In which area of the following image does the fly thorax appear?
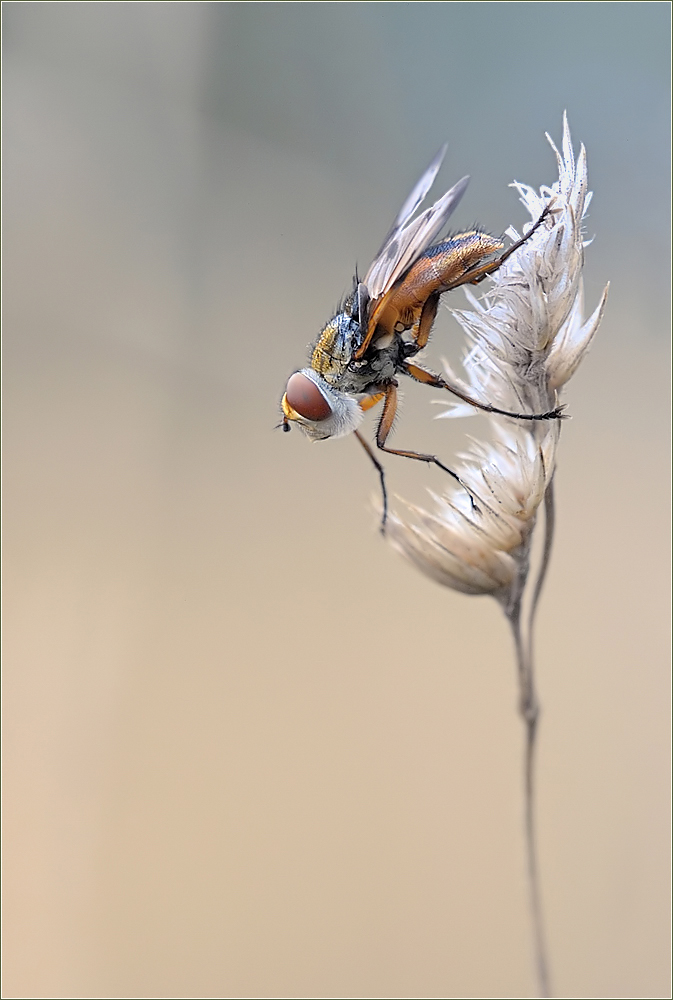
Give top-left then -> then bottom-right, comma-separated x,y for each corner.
311,312 -> 361,385
367,341 -> 399,382
339,340 -> 399,393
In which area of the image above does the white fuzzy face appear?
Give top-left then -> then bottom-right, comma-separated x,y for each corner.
281,369 -> 364,441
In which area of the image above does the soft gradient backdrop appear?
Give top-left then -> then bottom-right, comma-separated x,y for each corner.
4,4 -> 670,998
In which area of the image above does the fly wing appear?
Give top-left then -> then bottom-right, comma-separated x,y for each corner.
363,147 -> 447,301
364,150 -> 469,302
379,144 -> 448,251
355,159 -> 470,359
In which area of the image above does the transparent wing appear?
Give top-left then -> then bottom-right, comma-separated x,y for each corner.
364,149 -> 469,302
383,144 -> 448,246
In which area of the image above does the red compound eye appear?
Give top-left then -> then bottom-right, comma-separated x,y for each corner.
286,373 -> 332,421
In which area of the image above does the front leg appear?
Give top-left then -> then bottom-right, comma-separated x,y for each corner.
353,429 -> 389,534
402,361 -> 565,421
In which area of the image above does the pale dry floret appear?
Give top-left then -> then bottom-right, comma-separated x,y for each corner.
387,114 -> 609,601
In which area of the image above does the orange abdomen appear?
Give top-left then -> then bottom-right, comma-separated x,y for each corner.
376,230 -> 503,334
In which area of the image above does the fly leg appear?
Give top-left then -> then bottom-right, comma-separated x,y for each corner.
444,203 -> 553,291
402,361 -> 565,421
415,292 -> 440,350
375,384 -> 481,513
354,430 -> 389,533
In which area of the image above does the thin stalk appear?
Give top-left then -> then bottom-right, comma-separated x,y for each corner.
507,492 -> 553,1000
526,477 -> 556,675
521,478 -> 556,998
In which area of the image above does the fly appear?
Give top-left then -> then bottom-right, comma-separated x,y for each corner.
280,145 -> 560,531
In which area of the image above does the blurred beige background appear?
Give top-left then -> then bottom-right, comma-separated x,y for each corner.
3,3 -> 670,998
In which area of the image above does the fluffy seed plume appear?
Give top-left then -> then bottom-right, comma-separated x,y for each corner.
386,114 -> 608,609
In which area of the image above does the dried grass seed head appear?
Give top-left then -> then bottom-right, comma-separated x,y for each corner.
387,114 -> 609,600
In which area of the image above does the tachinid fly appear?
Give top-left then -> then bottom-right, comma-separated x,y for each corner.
280,146 -> 560,530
